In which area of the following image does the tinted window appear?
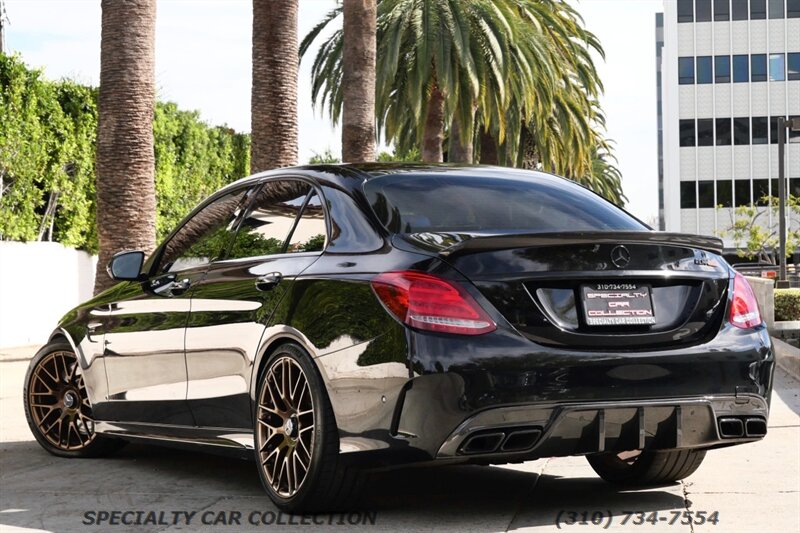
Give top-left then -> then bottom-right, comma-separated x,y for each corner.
679,0 -> 695,21
752,117 -> 769,144
789,0 -> 800,16
734,117 -> 751,144
769,0 -> 785,17
715,0 -> 731,19
159,188 -> 249,273
732,0 -> 749,19
697,56 -> 713,84
770,117 -> 781,144
733,54 -> 749,82
789,53 -> 800,80
769,53 -> 785,81
751,0 -> 767,18
753,179 -> 769,205
792,116 -> 800,143
363,174 -> 647,234
680,119 -> 696,147
681,182 -> 697,208
715,55 -> 731,82
697,0 -> 713,20
716,117 -> 732,145
717,180 -> 733,207
698,181 -> 715,208
792,178 -> 800,197
698,119 -> 715,146
735,180 -> 751,206
679,57 -> 695,84
228,180 -> 311,260
751,54 -> 767,81
286,192 -> 326,253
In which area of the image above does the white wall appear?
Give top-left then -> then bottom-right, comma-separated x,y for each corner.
0,242 -> 96,348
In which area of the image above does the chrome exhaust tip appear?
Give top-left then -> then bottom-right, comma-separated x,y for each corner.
460,432 -> 505,455
744,417 -> 767,437
718,417 -> 744,438
500,429 -> 541,452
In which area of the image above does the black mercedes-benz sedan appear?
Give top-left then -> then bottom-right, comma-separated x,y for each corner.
24,164 -> 774,512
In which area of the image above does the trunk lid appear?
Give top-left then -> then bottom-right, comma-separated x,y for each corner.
397,231 -> 730,350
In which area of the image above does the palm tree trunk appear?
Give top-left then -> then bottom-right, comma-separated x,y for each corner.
479,129 -> 498,165
448,108 -> 475,163
421,83 -> 445,163
342,0 -> 376,163
251,0 -> 298,172
94,0 -> 157,294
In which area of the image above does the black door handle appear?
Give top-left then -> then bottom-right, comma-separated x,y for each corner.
255,272 -> 283,292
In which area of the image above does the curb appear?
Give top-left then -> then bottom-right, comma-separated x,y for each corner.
772,337 -> 800,381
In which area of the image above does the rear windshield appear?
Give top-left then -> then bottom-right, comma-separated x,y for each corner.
363,173 -> 646,234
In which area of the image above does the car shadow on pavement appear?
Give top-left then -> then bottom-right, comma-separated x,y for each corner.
1,439 -> 687,531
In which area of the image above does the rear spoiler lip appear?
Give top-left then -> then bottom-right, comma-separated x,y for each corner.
400,231 -> 724,256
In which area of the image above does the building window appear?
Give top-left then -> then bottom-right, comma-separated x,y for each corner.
751,0 -> 768,18
732,0 -> 749,19
680,119 -> 696,146
679,0 -> 695,21
698,181 -> 715,208
791,178 -> 800,197
788,53 -> 800,80
733,54 -> 749,82
770,117 -> 781,144
716,118 -> 732,145
735,180 -> 751,206
789,0 -> 800,17
697,0 -> 713,20
679,57 -> 695,84
715,56 -> 731,82
752,117 -> 769,144
717,180 -> 733,207
697,119 -> 715,146
681,182 -> 697,208
734,117 -> 751,144
769,0 -> 785,17
769,53 -> 785,81
753,179 -> 769,205
697,56 -> 713,84
791,116 -> 800,143
751,54 -> 768,82
714,0 -> 731,19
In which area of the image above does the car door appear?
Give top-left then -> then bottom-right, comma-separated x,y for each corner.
184,179 -> 327,429
99,187 -> 251,425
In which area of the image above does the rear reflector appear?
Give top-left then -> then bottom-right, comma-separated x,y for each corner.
371,271 -> 496,335
729,273 -> 762,329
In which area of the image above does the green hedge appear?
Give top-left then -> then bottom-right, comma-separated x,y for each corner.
0,53 -> 250,253
774,289 -> 800,322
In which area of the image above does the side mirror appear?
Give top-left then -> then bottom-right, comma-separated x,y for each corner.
107,250 -> 145,281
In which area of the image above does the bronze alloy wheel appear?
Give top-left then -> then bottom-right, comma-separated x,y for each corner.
256,355 -> 315,498
28,350 -> 96,451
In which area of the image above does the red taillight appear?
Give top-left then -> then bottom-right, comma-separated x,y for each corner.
729,273 -> 762,329
371,271 -> 496,335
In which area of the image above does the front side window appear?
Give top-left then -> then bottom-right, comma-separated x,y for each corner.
715,55 -> 731,82
769,53 -> 785,81
679,57 -> 695,84
228,180 -> 314,260
733,54 -> 749,82
751,54 -> 768,82
158,188 -> 249,273
697,56 -> 713,84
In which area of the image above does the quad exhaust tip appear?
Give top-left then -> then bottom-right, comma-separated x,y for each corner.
459,427 -> 542,455
718,416 -> 767,438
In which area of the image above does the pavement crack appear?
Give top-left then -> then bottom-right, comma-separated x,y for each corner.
505,458 -> 550,532
681,480 -> 695,533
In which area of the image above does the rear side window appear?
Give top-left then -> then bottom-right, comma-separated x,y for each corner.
286,192 -> 326,253
363,173 -> 646,235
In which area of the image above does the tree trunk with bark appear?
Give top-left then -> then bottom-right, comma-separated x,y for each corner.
448,109 -> 475,163
94,0 -> 157,294
479,129 -> 498,165
421,84 -> 445,163
251,0 -> 298,172
341,0 -> 376,163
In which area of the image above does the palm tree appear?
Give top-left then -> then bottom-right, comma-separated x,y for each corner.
94,0 -> 157,294
342,0 -> 376,163
251,0 -> 298,172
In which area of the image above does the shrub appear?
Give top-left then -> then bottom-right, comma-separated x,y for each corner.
774,289 -> 800,322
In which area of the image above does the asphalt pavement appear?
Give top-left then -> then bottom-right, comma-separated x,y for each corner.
1,347 -> 798,532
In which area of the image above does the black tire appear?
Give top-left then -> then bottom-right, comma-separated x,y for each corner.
23,341 -> 125,458
254,342 -> 366,513
587,448 -> 706,485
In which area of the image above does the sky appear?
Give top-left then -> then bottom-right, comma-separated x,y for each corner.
2,0 -> 663,224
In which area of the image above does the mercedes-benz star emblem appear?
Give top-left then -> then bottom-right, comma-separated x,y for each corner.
610,245 -> 631,269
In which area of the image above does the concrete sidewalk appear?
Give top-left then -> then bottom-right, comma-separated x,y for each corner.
0,345 -> 40,363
